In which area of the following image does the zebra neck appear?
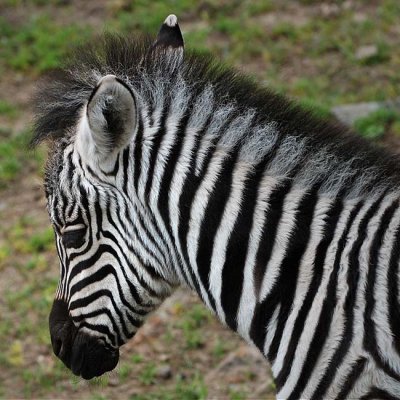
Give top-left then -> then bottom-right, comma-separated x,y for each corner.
131,91 -> 400,384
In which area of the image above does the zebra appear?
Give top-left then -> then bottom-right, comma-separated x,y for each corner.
32,14 -> 400,399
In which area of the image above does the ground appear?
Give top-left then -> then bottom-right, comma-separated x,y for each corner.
1,1 -> 400,399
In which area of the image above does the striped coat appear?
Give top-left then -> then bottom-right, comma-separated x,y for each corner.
34,15 -> 400,399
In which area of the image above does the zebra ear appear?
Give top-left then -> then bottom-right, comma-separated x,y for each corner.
151,14 -> 184,56
85,75 -> 136,157
145,14 -> 184,71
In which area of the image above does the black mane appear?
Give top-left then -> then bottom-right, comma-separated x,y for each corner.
32,33 -> 400,189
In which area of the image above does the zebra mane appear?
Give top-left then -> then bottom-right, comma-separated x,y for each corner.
33,33 -> 400,196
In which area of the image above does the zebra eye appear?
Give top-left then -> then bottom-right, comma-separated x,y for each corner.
62,226 -> 87,249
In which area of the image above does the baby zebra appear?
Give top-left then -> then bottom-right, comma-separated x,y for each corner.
33,15 -> 400,399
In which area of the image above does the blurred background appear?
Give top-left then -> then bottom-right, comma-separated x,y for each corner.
1,1 -> 400,399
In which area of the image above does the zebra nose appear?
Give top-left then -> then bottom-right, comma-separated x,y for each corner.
48,299 -> 120,379
49,299 -> 77,369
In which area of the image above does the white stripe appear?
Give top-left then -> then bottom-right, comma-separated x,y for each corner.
259,186 -> 307,302
209,160 -> 251,322
187,148 -> 230,309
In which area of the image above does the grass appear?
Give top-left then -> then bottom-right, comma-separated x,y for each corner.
130,374 -> 207,400
178,304 -> 212,349
0,100 -> 19,119
353,108 -> 400,139
138,363 -> 157,385
0,128 -> 44,189
0,15 -> 91,74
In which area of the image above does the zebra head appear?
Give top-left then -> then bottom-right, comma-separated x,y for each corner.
43,16 -> 184,379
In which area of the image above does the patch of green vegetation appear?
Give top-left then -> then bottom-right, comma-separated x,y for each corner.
5,216 -> 54,255
353,108 -> 400,139
22,366 -> 62,396
90,395 -> 109,400
131,354 -> 144,364
0,130 -> 25,187
3,0 -> 66,5
246,0 -> 275,16
88,375 -> 109,387
297,98 -> 333,120
174,374 -> 208,400
179,304 -> 211,349
212,339 -> 228,359
229,389 -> 247,400
0,128 -> 44,188
0,15 -> 91,73
130,373 -> 207,400
114,0 -> 195,33
0,100 -> 19,119
118,362 -> 133,382
138,362 -> 157,385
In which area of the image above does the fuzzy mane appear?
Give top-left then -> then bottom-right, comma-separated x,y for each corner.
33,33 -> 400,193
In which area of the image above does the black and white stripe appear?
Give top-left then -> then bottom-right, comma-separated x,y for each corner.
34,15 -> 400,398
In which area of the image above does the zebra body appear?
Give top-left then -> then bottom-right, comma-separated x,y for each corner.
34,15 -> 400,398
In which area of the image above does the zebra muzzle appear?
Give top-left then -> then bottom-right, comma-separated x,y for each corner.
49,299 -> 119,379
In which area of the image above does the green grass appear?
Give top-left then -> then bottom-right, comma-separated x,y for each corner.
138,362 -> 157,385
0,100 -> 19,119
130,374 -> 207,400
353,108 -> 400,139
0,128 -> 44,188
178,304 -> 212,349
0,129 -> 25,187
0,15 -> 91,74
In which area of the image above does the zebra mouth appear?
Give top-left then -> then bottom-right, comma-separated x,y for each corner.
49,299 -> 119,379
67,332 -> 120,379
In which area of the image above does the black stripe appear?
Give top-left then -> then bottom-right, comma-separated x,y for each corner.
78,321 -> 118,347
71,307 -> 124,343
288,198 -> 366,399
69,265 -> 134,338
143,101 -> 170,198
133,202 -> 172,271
157,109 -> 192,234
220,165 -> 264,331
335,357 -> 367,400
196,150 -> 239,312
360,387 -> 399,400
133,115 -> 144,191
93,188 -> 102,240
249,180 -> 292,351
122,147 -> 130,194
